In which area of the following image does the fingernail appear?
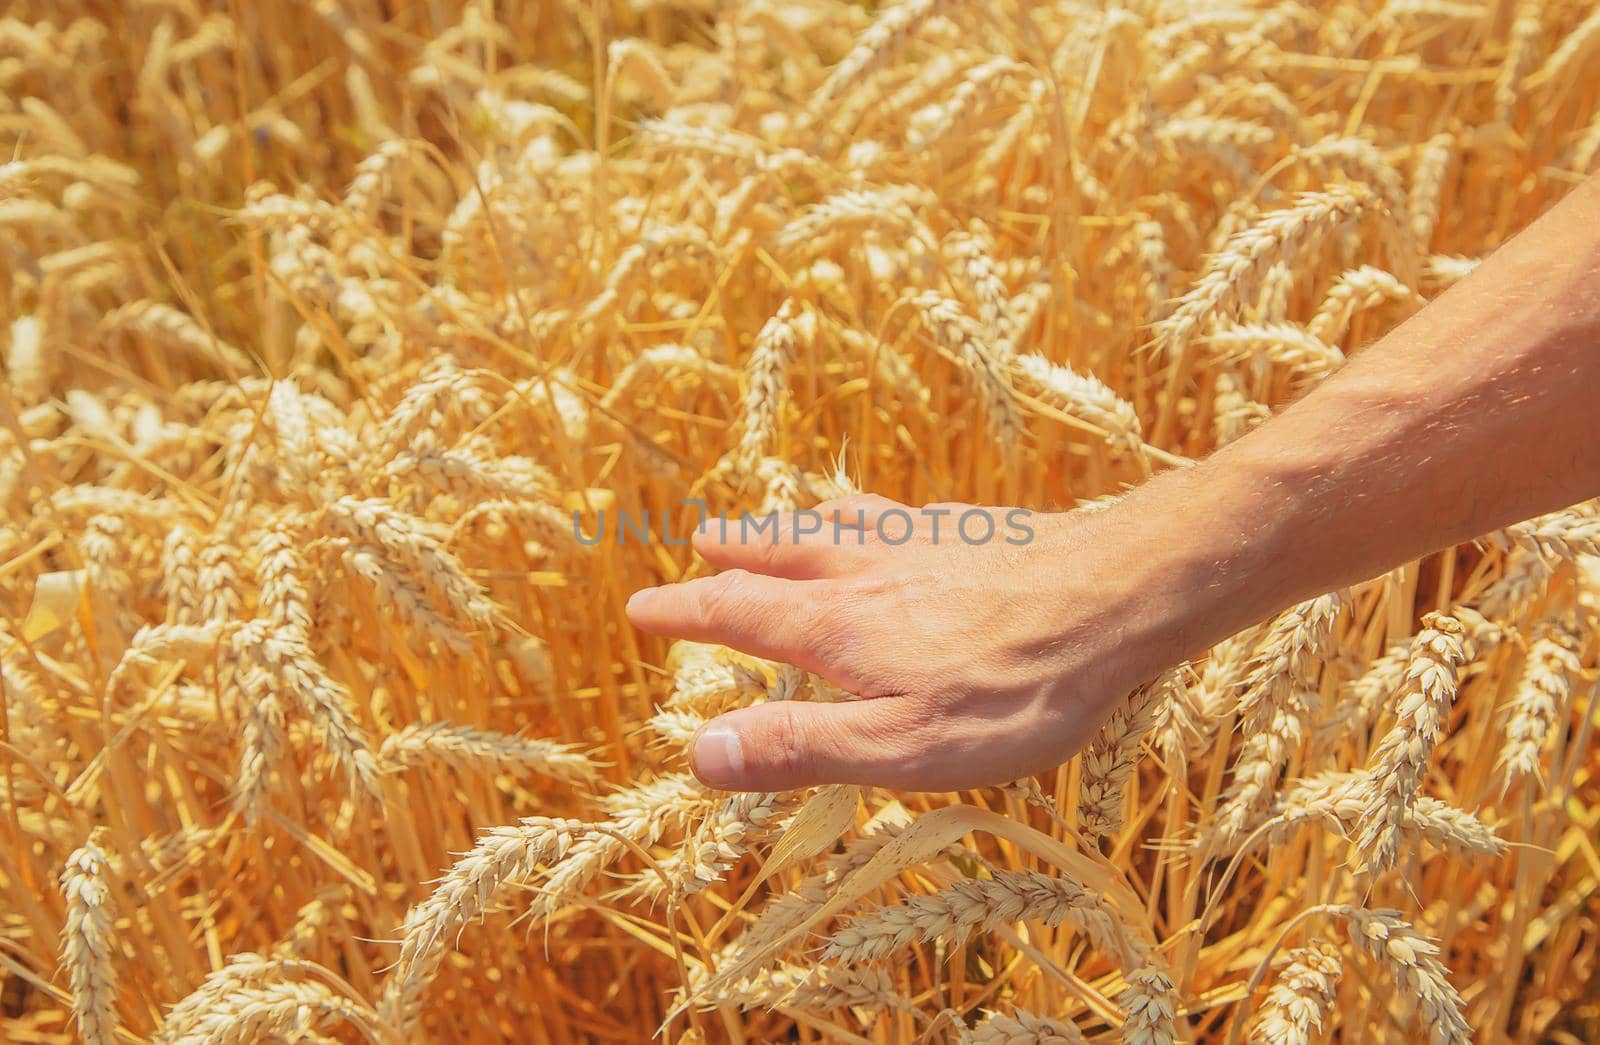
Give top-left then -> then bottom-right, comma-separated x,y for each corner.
692,723 -> 744,786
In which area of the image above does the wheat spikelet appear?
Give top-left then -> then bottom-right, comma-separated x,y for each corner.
198,536 -> 242,624
601,344 -> 740,411
732,299 -> 808,483
234,677 -> 285,823
1079,673 -> 1176,844
376,357 -> 494,456
636,117 -> 765,165
59,830 -> 117,1045
386,441 -> 558,505
1327,905 -> 1470,1043
159,524 -> 200,625
908,290 -> 1019,443
805,0 -> 946,127
1409,133 -> 1455,249
907,56 -> 1028,150
1152,186 -> 1374,361
325,496 -> 495,627
734,816 -> 912,959
1495,6 -> 1543,125
1205,323 -> 1345,381
343,139 -> 413,219
1205,594 -> 1343,850
154,953 -> 365,1042
340,543 -> 473,655
1308,265 -> 1424,343
1491,503 -> 1600,561
1250,943 -> 1342,1045
777,186 -> 930,257
382,817 -> 587,1032
1012,352 -> 1143,454
155,953 -> 285,1041
1236,594 -> 1343,732
80,513 -> 130,609
274,888 -> 344,959
521,775 -> 710,919
379,721 -> 597,784
756,457 -> 805,514
1131,218 -> 1173,322
666,650 -> 769,715
1262,771 -> 1503,862
1211,370 -> 1270,446
102,300 -> 254,375
171,977 -> 382,1044
6,313 -> 48,404
1525,6 -> 1600,91
882,51 -> 972,129
232,620 -> 381,800
647,707 -> 707,747
1498,620 -> 1582,789
1120,954 -> 1178,1045
673,790 -> 804,896
1316,638 -> 1410,748
264,379 -> 320,492
105,621 -> 225,699
947,221 -> 1012,341
700,961 -> 906,1013
254,524 -> 311,633
1353,613 -> 1469,874
971,1009 -> 1089,1044
1473,546 -> 1559,621
824,866 -> 1133,965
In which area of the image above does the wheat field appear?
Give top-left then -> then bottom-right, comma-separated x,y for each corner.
2,1 -> 1599,1041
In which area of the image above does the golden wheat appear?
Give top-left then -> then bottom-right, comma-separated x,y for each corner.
1,1 -> 1598,1041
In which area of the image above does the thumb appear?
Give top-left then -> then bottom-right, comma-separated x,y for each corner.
689,697 -> 915,791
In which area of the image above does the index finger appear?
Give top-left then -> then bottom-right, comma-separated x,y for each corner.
625,569 -> 833,674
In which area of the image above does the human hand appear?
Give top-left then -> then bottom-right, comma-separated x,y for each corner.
625,493 -> 1196,792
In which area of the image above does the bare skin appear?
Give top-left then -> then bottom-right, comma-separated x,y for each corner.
626,173 -> 1600,794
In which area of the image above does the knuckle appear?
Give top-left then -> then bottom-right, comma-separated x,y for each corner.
766,703 -> 814,779
747,533 -> 787,570
690,570 -> 743,626
805,584 -> 865,646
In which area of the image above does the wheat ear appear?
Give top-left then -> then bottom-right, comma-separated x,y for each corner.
1498,620 -> 1582,789
1353,612 -> 1469,874
60,830 -> 117,1045
1249,943 -> 1341,1045
1151,186 -> 1373,361
1326,905 -> 1470,1043
379,721 -> 597,784
971,1009 -> 1088,1043
1079,673 -> 1177,843
825,866 -> 1133,966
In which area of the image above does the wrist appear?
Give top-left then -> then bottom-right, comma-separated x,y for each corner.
1090,452 -> 1306,662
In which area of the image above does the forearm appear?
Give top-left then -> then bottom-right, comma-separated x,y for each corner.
1116,174 -> 1600,658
